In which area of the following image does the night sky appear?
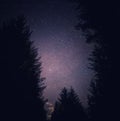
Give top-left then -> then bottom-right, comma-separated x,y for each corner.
0,0 -> 93,105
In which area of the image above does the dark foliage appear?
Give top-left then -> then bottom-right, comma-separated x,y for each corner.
76,0 -> 120,121
0,16 -> 46,121
51,87 -> 87,121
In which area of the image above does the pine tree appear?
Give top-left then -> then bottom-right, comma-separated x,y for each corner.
51,87 -> 87,121
0,16 -> 46,121
75,0 -> 120,120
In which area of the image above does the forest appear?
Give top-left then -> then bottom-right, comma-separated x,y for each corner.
0,0 -> 119,121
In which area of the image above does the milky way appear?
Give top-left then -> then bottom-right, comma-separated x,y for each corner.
35,31 -> 93,104
30,0 -> 93,104
0,0 -> 93,105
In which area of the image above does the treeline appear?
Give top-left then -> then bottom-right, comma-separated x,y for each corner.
0,0 -> 119,120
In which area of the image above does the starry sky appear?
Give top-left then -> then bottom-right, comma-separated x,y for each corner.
0,0 -> 93,105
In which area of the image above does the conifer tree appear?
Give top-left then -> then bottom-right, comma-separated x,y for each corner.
0,16 -> 46,121
75,0 -> 120,120
51,87 -> 87,121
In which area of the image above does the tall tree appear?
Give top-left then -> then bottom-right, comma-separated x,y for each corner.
0,16 -> 46,121
51,87 -> 87,121
75,0 -> 120,120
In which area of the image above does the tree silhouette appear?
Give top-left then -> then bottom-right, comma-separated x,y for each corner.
0,16 -> 46,121
51,87 -> 87,121
75,0 -> 120,120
